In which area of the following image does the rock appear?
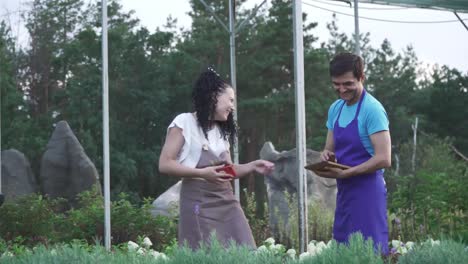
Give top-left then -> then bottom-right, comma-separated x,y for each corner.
39,121 -> 101,206
1,149 -> 38,201
260,142 -> 337,239
151,181 -> 181,218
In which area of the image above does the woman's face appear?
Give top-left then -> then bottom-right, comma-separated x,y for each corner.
213,86 -> 235,121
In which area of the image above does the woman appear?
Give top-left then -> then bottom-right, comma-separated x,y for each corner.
159,68 -> 274,250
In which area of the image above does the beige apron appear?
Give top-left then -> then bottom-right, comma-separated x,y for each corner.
178,148 -> 256,250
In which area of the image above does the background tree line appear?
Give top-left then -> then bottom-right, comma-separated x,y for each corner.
1,1 -> 467,238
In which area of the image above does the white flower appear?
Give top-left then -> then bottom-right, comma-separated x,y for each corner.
137,248 -> 145,255
316,241 -> 327,250
431,239 -> 440,246
265,237 -> 275,246
397,246 -> 408,255
272,243 -> 284,252
257,245 -> 268,252
299,251 -> 311,260
1,251 -> 14,258
406,241 -> 415,249
149,250 -> 168,260
142,237 -> 153,248
391,240 -> 402,249
286,248 -> 296,259
127,241 -> 139,251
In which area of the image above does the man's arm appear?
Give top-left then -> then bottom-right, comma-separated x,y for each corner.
341,130 -> 391,178
320,130 -> 335,161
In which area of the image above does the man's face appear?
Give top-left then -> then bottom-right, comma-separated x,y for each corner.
331,71 -> 363,105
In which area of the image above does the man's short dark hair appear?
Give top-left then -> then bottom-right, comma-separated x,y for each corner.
329,52 -> 364,80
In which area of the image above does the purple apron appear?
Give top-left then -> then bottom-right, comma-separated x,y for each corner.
333,89 -> 389,254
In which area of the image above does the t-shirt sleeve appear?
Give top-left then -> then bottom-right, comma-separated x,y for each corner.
326,100 -> 341,130
366,103 -> 389,135
167,113 -> 191,163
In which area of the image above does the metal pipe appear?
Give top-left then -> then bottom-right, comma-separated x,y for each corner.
229,0 -> 240,200
101,0 -> 111,251
292,0 -> 308,253
354,0 -> 361,55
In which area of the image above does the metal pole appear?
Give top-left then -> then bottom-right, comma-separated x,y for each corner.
454,12 -> 468,32
411,116 -> 418,173
292,0 -> 308,253
101,0 -> 111,251
0,100 -> 3,205
353,0 -> 360,55
229,0 -> 240,201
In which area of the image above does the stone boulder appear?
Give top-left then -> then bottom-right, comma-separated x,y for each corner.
39,121 -> 101,206
1,149 -> 38,201
151,181 -> 181,218
260,142 -> 337,238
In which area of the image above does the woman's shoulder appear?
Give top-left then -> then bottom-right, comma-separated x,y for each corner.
172,112 -> 196,123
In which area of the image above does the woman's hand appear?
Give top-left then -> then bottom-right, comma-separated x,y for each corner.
249,160 -> 275,176
198,165 -> 233,184
312,167 -> 350,179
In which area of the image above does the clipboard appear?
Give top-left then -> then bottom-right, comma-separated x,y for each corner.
304,160 -> 351,171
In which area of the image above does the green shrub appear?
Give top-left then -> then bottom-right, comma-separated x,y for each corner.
270,192 -> 334,250
388,136 -> 468,242
0,188 -> 177,251
0,242 -> 166,264
299,233 -> 384,264
168,234 -> 288,264
0,194 -> 66,244
397,240 -> 468,264
243,189 -> 272,244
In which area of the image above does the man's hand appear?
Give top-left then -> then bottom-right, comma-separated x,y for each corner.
320,150 -> 336,162
312,167 -> 350,179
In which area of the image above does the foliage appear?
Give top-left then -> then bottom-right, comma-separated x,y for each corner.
397,239 -> 468,264
387,136 -> 468,242
0,193 -> 65,244
243,189 -> 271,243
0,189 -> 177,251
269,192 -> 334,250
298,233 -> 384,264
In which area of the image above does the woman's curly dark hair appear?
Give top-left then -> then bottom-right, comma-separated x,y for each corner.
192,68 -> 237,144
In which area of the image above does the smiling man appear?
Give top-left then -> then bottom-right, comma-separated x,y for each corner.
313,52 -> 392,255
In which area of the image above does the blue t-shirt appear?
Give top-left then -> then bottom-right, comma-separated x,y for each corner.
326,92 -> 389,156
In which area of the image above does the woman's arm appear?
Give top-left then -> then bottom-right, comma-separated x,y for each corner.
224,152 -> 274,178
158,127 -> 231,183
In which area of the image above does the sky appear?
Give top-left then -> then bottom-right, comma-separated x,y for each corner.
1,0 -> 468,72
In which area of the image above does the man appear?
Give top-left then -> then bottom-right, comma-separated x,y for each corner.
313,52 -> 391,254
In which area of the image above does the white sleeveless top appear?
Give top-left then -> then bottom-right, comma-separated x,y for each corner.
167,113 -> 230,168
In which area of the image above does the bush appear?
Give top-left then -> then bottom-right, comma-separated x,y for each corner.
0,193 -> 66,244
243,189 -> 272,244
0,188 -> 177,251
0,242 -> 165,264
388,136 -> 468,242
397,240 -> 468,264
298,233 -> 385,264
270,192 -> 334,250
